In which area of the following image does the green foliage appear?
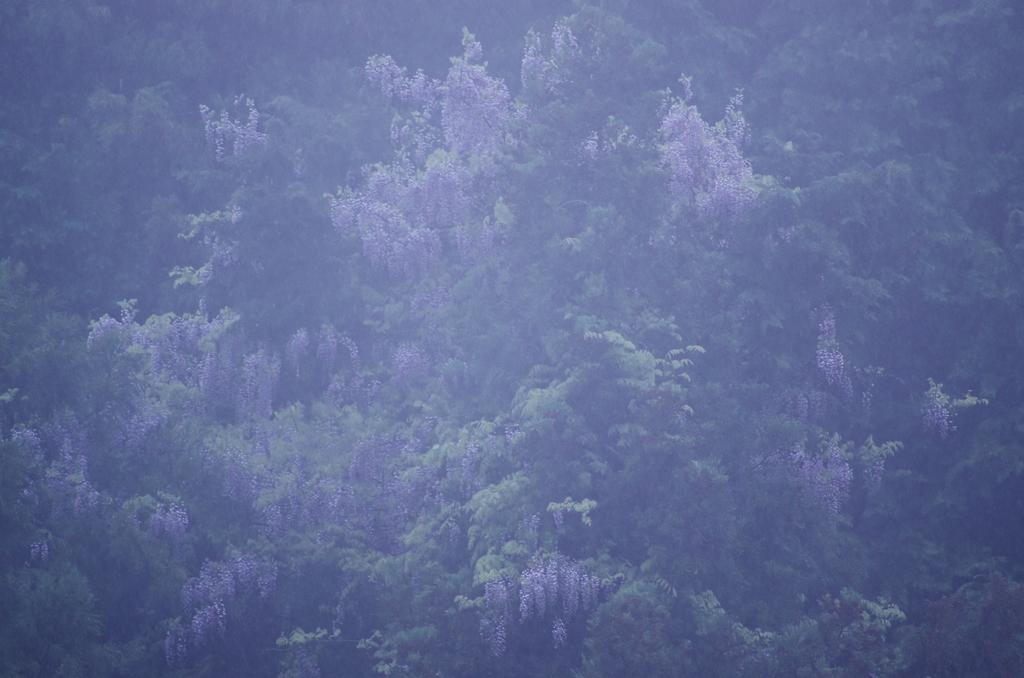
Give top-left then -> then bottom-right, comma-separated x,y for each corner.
0,563 -> 123,677
905,572 -> 1024,678
3,0 -> 1024,676
581,581 -> 687,678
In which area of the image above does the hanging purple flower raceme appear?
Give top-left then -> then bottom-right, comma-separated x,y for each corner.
922,380 -> 955,438
790,436 -> 852,522
44,414 -> 100,517
87,302 -> 137,350
779,389 -> 827,424
199,97 -> 268,161
365,55 -> 440,108
200,329 -> 242,408
287,328 -> 310,376
29,540 -> 50,564
659,91 -> 757,225
442,34 -> 511,164
552,618 -> 568,648
392,343 -> 430,387
460,444 -> 482,498
514,552 -> 602,648
169,553 -> 277,663
335,33 -> 512,278
11,427 -> 43,459
331,167 -> 445,278
117,303 -> 240,402
815,306 -> 844,386
292,647 -> 321,678
339,336 -> 360,371
865,456 -> 885,489
196,233 -> 239,285
315,324 -> 339,378
521,21 -> 581,94
481,577 -> 514,655
113,401 -> 163,451
236,349 -> 280,422
149,500 -> 189,554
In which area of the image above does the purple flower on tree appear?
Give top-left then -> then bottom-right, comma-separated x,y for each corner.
518,553 -> 601,640
481,576 -> 514,655
441,31 -> 511,163
922,379 -> 955,438
287,328 -> 310,376
790,435 -> 853,522
149,499 -> 189,554
236,349 -> 280,422
199,97 -> 268,161
168,552 -> 277,664
521,21 -> 581,95
335,32 -> 513,278
816,306 -> 844,386
44,414 -> 99,517
659,90 -> 757,225
392,343 -> 430,387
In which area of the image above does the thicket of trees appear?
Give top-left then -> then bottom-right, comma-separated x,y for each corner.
2,1 -> 1023,676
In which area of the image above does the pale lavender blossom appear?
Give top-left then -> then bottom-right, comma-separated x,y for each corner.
790,437 -> 852,521
317,325 -> 338,376
29,540 -> 49,564
865,456 -> 885,489
337,35 -> 514,278
169,553 -> 277,663
236,349 -> 280,421
149,500 -> 189,554
10,427 -> 42,455
552,618 -> 568,648
518,553 -> 601,625
87,302 -> 137,349
442,36 -> 511,162
292,648 -> 321,678
199,97 -> 268,161
392,343 -> 430,387
481,577 -> 513,655
922,381 -> 955,438
521,21 -> 581,94
660,91 -> 757,225
44,415 -> 99,517
816,306 -> 844,386
287,328 -> 310,376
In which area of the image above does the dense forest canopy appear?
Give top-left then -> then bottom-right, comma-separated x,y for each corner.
2,0 -> 1023,676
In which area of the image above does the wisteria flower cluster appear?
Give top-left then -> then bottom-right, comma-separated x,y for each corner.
815,306 -> 845,386
921,379 -> 955,438
237,349 -> 280,422
780,389 -> 828,424
365,29 -> 511,164
147,499 -> 189,554
521,21 -> 582,95
166,553 -> 277,665
43,415 -> 100,517
89,301 -> 289,428
332,32 -> 512,278
481,576 -> 515,655
659,90 -> 757,225
29,540 -> 50,564
286,328 -> 310,376
519,552 -> 601,622
480,552 -> 601,655
90,300 -> 234,392
199,96 -> 268,161
790,435 -> 853,522
392,343 -> 431,387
